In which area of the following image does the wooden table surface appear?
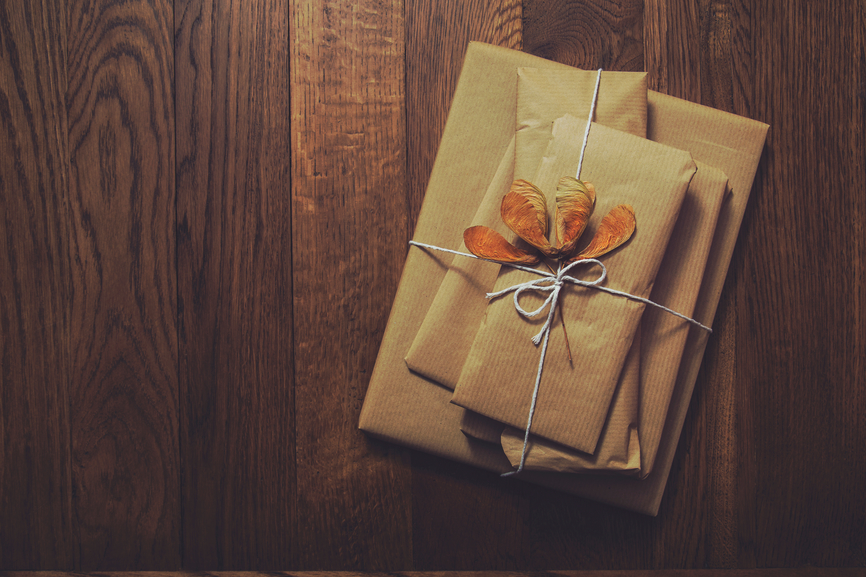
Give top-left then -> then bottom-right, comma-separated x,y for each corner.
1,0 -> 864,571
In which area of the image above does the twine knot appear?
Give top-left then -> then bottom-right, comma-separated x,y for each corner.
487,259 -> 607,345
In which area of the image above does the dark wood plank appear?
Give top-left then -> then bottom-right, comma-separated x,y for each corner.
647,0 -> 866,568
0,0 -> 75,569
523,0 -> 644,71
174,0 -> 295,568
2,571 -> 865,577
643,0 -> 703,101
404,0 -> 528,568
410,457 -> 531,570
65,0 -> 179,568
739,0 -> 866,567
526,491 -> 654,569
643,0 -> 749,569
405,0 -> 522,231
673,1 -> 758,569
724,1 -> 760,567
290,0 -> 413,569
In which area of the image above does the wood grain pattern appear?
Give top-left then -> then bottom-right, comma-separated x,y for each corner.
290,0 -> 413,569
65,0 -> 179,568
527,493 -> 653,569
643,0 -> 703,101
740,0 -> 866,567
0,0 -> 75,568
405,0 -> 522,231
404,0 -> 525,568
410,456 -> 530,570
523,0 -> 644,71
643,0 -> 747,569
174,0 -> 295,568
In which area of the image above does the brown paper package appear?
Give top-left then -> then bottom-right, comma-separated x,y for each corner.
404,67 -> 650,473
499,68 -> 731,476
410,86 -> 730,477
358,42 -> 768,515
407,67 -> 726,477
499,160 -> 729,475
449,115 -> 695,455
405,67 -> 648,389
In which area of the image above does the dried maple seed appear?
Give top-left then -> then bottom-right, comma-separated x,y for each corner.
463,226 -> 541,265
554,176 -> 596,257
463,178 -> 635,266
572,204 -> 636,261
462,178 -> 636,363
500,180 -> 554,256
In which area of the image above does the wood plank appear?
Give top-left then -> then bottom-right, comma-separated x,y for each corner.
174,0 -> 295,568
643,0 -> 703,101
740,0 -> 866,566
404,0 -> 522,230
410,456 -> 531,569
65,0 -> 179,568
523,0 -> 644,71
643,0 -> 750,568
693,0 -> 757,568
289,0 -> 413,568
517,0 -> 656,569
0,0 -> 75,568
403,0 -> 527,568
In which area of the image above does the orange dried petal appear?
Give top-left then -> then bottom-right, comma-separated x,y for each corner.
571,204 -> 636,261
500,180 -> 553,256
463,226 -> 541,265
554,177 -> 596,256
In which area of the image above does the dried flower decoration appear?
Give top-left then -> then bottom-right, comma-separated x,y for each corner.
463,177 -> 636,361
463,177 -> 636,266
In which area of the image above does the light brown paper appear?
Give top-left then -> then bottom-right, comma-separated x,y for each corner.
515,67 -> 647,180
419,66 -> 730,477
405,68 -> 648,389
502,329 -> 642,474
403,139 -> 517,389
406,67 -> 649,471
359,42 -> 767,515
498,160 -> 730,475
516,69 -> 735,475
450,115 -> 695,455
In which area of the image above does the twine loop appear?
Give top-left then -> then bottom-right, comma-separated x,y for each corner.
487,259 -> 606,345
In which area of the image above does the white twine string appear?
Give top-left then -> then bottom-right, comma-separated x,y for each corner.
408,241 -> 710,333
512,66 -> 599,475
407,240 -> 549,277
486,258 -> 607,345
409,241 -> 712,476
575,68 -> 603,180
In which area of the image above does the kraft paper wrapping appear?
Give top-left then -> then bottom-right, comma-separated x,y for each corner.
500,160 -> 729,475
358,42 -> 768,515
405,68 -> 648,389
502,330 -> 642,474
449,115 -> 695,455
404,65 -> 650,474
412,66 -> 730,476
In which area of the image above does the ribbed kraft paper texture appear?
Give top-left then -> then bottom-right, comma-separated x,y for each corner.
450,116 -> 695,454
358,42 -> 768,515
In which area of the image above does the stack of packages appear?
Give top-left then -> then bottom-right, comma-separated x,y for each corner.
359,43 -> 768,515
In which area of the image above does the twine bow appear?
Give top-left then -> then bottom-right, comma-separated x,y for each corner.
487,259 -> 607,345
